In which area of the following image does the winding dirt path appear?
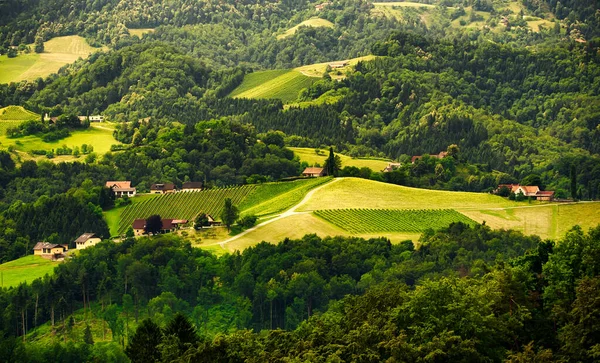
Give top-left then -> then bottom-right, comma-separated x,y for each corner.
218,178 -> 341,248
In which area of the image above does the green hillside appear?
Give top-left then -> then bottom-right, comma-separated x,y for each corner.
291,147 -> 391,171
0,35 -> 106,84
0,106 -> 39,135
0,255 -> 58,288
277,17 -> 335,40
230,70 -> 316,103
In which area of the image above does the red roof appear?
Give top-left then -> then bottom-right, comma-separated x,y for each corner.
106,181 -> 133,190
132,219 -> 146,229
303,167 -> 324,175
536,191 -> 555,196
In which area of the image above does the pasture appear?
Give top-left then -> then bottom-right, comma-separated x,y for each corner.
314,208 -> 477,234
291,147 -> 391,171
277,18 -> 335,40
0,255 -> 58,288
230,70 -> 316,103
0,36 -> 106,84
114,186 -> 256,235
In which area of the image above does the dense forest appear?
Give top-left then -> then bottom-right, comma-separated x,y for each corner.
0,224 -> 599,361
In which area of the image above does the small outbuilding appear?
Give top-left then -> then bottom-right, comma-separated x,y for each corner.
302,167 -> 326,177
181,182 -> 203,192
150,183 -> 176,194
33,242 -> 69,260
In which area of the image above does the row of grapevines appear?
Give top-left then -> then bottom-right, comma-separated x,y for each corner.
117,185 -> 256,234
314,209 -> 477,234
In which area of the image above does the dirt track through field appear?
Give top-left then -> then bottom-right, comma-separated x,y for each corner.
218,178 -> 341,248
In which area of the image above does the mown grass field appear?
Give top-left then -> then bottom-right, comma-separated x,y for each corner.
277,18 -> 335,40
295,55 -> 376,78
239,177 -> 332,217
291,147 -> 391,171
0,35 -> 106,84
114,186 -> 256,235
230,70 -> 316,103
314,208 -> 477,234
0,255 -> 59,288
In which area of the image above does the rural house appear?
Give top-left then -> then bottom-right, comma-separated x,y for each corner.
89,115 -> 104,122
132,218 -> 188,236
74,233 -> 101,250
106,181 -> 136,198
411,151 -> 448,164
181,181 -> 203,191
383,162 -> 402,173
496,184 -> 555,201
302,167 -> 326,177
33,242 -> 69,260
150,183 -> 176,194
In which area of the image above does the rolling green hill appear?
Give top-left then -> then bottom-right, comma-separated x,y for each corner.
222,178 -> 600,251
291,147 -> 391,171
0,106 -> 39,135
0,35 -> 106,84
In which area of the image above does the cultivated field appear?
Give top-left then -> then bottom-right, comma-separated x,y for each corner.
314,208 -> 477,234
0,106 -> 39,135
0,255 -> 58,288
239,177 -> 332,217
219,178 -> 600,251
231,70 -> 316,103
229,70 -> 290,97
114,186 -> 256,235
291,147 -> 391,171
277,18 -> 335,40
0,35 -> 106,84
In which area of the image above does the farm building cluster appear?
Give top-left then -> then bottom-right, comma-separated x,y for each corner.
105,181 -> 203,197
495,184 -> 555,201
32,233 -> 102,260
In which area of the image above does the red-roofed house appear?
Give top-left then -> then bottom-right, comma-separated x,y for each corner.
106,181 -> 136,198
302,167 -> 326,177
495,184 -> 555,201
132,218 -> 188,236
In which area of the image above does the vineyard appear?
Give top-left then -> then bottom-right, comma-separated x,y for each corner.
116,185 -> 256,235
314,209 -> 478,234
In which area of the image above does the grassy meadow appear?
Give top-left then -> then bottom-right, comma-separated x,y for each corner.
291,147 -> 391,171
230,70 -> 316,103
277,18 -> 334,39
0,106 -> 39,135
0,123 -> 120,161
0,255 -> 59,288
0,36 -> 106,84
128,28 -> 155,37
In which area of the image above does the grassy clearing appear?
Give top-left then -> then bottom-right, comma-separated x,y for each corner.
0,106 -> 39,135
314,208 -> 477,234
231,70 -> 316,103
229,70 -> 290,97
291,147 -> 391,171
0,35 -> 106,84
116,186 -> 256,235
128,28 -> 155,37
240,177 -> 333,217
0,255 -> 58,288
295,55 -> 376,79
277,18 -> 334,40
527,19 -> 554,32
0,123 -> 119,157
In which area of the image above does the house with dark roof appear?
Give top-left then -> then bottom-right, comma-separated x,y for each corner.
150,183 -> 176,194
33,242 -> 69,260
106,181 -> 136,198
181,181 -> 203,192
302,167 -> 326,177
74,233 -> 102,250
132,218 -> 188,236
